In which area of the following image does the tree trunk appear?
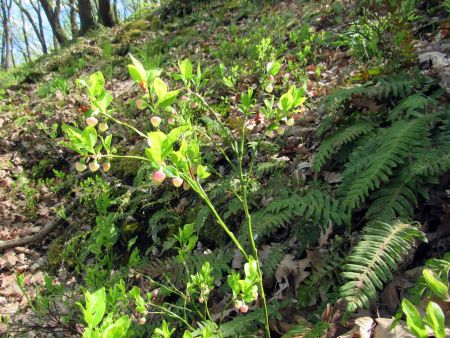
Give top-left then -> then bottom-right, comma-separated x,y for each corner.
10,34 -> 15,67
69,0 -> 79,38
98,0 -> 115,27
78,0 -> 96,35
31,0 -> 48,54
20,10 -> 31,62
0,0 -> 12,69
38,0 -> 68,45
113,0 -> 118,22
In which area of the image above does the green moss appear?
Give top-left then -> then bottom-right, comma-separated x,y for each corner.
111,144 -> 146,178
121,222 -> 140,241
115,19 -> 151,43
47,235 -> 66,268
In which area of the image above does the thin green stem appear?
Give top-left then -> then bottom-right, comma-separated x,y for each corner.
149,302 -> 194,330
237,113 -> 271,337
196,128 -> 235,170
101,154 -> 151,163
101,112 -> 149,140
219,297 -> 235,324
241,186 -> 270,337
181,173 -> 249,261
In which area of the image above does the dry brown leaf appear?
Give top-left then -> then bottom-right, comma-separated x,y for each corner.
323,171 -> 342,184
275,254 -> 311,292
4,251 -> 17,267
373,318 -> 415,338
318,222 -> 334,247
381,276 -> 413,314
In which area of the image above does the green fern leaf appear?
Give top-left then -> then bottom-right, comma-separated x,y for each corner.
339,221 -> 426,314
365,171 -> 418,223
313,122 -> 376,172
261,244 -> 284,278
388,93 -> 433,121
340,117 -> 430,211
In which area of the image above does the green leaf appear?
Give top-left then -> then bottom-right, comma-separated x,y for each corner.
423,269 -> 449,300
94,92 -> 113,113
244,257 -> 258,281
153,77 -> 168,100
157,89 -> 181,109
402,299 -> 428,338
227,272 -> 240,295
128,54 -> 147,82
182,331 -> 193,338
267,60 -> 282,76
179,59 -> 193,81
82,126 -> 98,153
197,165 -> 210,179
424,302 -> 445,338
166,125 -> 190,146
130,286 -> 146,314
146,131 -> 167,165
104,135 -> 112,151
89,72 -> 105,97
84,287 -> 106,328
101,316 -> 131,338
278,92 -> 292,112
290,87 -> 306,108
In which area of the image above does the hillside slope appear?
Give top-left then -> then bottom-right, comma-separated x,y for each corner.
0,0 -> 449,336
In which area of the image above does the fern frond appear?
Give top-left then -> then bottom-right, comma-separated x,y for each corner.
388,93 -> 433,121
282,321 -> 330,338
253,207 -> 295,237
297,190 -> 348,225
322,84 -> 370,107
253,190 -> 347,238
298,253 -> 344,307
339,221 -> 426,314
255,160 -> 285,176
340,117 -> 430,211
147,209 -> 181,241
261,244 -> 284,278
223,197 -> 244,220
369,73 -> 417,99
219,302 -> 283,337
141,249 -> 231,283
411,145 -> 450,177
365,172 -> 418,223
194,206 -> 210,230
413,153 -> 450,177
313,122 -> 376,172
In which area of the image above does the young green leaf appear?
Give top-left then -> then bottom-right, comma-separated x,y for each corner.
423,269 -> 449,300
81,287 -> 107,328
196,165 -> 210,179
128,54 -> 147,83
157,89 -> 181,109
179,59 -> 193,81
424,302 -> 445,338
88,72 -> 106,98
153,77 -> 168,100
267,60 -> 282,76
101,315 -> 132,338
82,126 -> 98,153
402,299 -> 428,338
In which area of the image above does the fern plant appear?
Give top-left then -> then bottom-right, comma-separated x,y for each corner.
339,116 -> 431,211
339,221 -> 427,315
313,122 -> 376,172
251,190 -> 347,239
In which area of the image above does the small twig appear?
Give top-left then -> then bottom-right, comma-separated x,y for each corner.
0,196 -> 80,251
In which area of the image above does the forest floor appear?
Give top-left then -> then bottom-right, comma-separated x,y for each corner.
0,0 -> 449,337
